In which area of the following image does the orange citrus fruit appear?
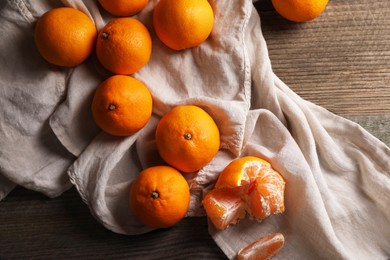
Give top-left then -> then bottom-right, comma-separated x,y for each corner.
245,168 -> 286,220
215,156 -> 271,189
129,166 -> 190,228
202,156 -> 286,230
96,17 -> 152,75
272,0 -> 329,22
238,233 -> 285,260
91,75 -> 152,136
34,7 -> 97,67
153,0 -> 214,50
97,0 -> 149,17
155,105 -> 220,173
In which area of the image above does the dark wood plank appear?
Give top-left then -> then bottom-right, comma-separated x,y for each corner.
257,0 -> 390,116
0,187 -> 225,259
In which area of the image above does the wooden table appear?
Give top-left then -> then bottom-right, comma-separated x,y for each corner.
1,0 -> 389,258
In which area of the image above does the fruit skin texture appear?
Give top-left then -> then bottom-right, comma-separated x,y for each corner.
129,166 -> 191,228
91,75 -> 152,136
153,0 -> 214,50
34,7 -> 97,67
238,233 -> 285,260
96,17 -> 152,75
155,105 -> 220,173
202,156 -> 286,230
97,0 -> 148,17
272,0 -> 329,22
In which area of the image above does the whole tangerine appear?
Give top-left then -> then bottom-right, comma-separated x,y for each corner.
272,0 -> 329,22
34,7 -> 97,67
155,105 -> 220,173
91,75 -> 152,136
96,17 -> 152,75
97,0 -> 149,17
129,166 -> 190,228
153,0 -> 214,50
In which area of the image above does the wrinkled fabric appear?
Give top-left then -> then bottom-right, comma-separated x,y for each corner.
0,0 -> 75,199
65,0 -> 253,234
0,0 -> 389,259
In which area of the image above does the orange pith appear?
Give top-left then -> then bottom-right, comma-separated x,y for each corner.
245,168 -> 285,220
202,156 -> 286,230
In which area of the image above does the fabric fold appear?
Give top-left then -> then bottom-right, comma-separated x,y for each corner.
49,60 -> 104,157
0,0 -> 75,198
209,4 -> 390,259
68,130 -> 152,235
65,0 -> 254,236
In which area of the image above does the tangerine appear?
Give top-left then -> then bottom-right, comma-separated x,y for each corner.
91,75 -> 152,136
215,156 -> 271,189
155,105 -> 220,173
96,17 -> 152,75
97,0 -> 148,17
272,0 -> 329,22
202,156 -> 286,230
129,166 -> 190,228
153,0 -> 214,50
34,7 -> 97,67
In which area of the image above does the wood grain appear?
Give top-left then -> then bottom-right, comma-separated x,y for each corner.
257,0 -> 390,116
1,1 -> 389,259
0,187 -> 225,259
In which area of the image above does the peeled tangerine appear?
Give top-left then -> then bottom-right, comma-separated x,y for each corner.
202,156 -> 286,230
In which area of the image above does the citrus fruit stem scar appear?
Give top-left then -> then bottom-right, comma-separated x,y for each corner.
151,191 -> 159,199
101,32 -> 109,40
184,133 -> 192,140
108,104 -> 116,111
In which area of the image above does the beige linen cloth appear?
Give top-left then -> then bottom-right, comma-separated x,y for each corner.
1,0 -> 389,259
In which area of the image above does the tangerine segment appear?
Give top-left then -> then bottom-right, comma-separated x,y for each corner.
215,156 -> 271,189
238,233 -> 285,260
202,188 -> 246,230
129,166 -> 190,228
155,105 -> 220,173
244,168 -> 285,220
